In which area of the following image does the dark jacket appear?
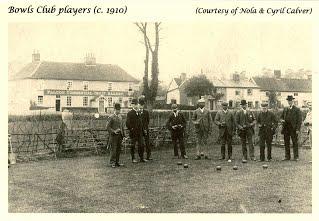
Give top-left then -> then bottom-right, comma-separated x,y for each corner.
166,111 -> 186,134
281,105 -> 302,133
126,109 -> 143,138
214,109 -> 235,137
140,109 -> 150,131
235,109 -> 256,136
257,110 -> 278,137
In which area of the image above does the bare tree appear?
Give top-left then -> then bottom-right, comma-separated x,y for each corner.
135,22 -> 161,108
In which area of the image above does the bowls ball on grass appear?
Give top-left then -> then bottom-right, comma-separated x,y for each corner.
233,166 -> 238,170
183,164 -> 189,168
177,162 -> 183,166
216,166 -> 221,171
262,164 -> 268,169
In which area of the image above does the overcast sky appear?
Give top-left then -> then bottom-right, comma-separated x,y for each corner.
8,22 -> 313,84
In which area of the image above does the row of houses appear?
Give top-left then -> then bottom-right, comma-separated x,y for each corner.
8,52 -> 312,115
166,71 -> 312,109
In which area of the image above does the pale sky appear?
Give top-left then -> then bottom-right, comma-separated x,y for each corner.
8,22 -> 313,84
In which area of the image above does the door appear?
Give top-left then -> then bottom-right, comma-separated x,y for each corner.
55,99 -> 61,112
99,99 -> 105,113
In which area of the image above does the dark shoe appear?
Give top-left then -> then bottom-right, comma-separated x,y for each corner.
200,153 -> 204,157
282,158 -> 290,161
251,157 -> 256,161
111,164 -> 116,168
195,156 -> 201,160
181,155 -> 188,159
219,157 -> 225,160
266,159 -> 272,162
140,159 -> 147,163
204,156 -> 211,160
132,159 -> 138,163
115,163 -> 124,167
146,157 -> 153,161
293,158 -> 299,161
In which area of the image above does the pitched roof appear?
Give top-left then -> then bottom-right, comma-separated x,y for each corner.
10,61 -> 139,82
253,77 -> 312,92
211,78 -> 259,88
173,78 -> 183,86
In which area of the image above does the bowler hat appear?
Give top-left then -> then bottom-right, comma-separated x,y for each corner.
240,100 -> 247,105
221,102 -> 228,107
114,103 -> 121,110
131,98 -> 138,105
261,102 -> 268,107
286,95 -> 295,101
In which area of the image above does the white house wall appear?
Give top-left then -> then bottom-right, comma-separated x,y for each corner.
166,89 -> 180,104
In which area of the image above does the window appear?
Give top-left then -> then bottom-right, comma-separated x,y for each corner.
66,96 -> 72,106
235,90 -> 240,96
248,101 -> 253,108
108,82 -> 112,91
294,92 -> 298,96
37,96 -> 43,105
66,81 -> 73,90
83,81 -> 89,91
255,101 -> 259,109
56,95 -> 60,99
128,83 -> 133,91
83,96 -> 88,106
265,91 -> 269,96
119,97 -> 123,104
108,97 -> 112,107
247,89 -> 253,96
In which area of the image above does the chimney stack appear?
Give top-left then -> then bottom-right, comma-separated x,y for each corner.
32,50 -> 40,62
274,70 -> 281,79
84,53 -> 96,66
180,73 -> 187,82
233,73 -> 240,81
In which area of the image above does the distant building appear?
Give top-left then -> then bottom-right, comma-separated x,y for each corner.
209,73 -> 261,109
252,70 -> 312,108
9,52 -> 139,115
166,73 -> 197,106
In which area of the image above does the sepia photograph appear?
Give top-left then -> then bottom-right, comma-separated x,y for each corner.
7,21 -> 313,213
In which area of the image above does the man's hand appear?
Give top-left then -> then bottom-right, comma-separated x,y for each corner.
172,125 -> 178,130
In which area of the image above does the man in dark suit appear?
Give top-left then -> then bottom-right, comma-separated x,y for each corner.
138,96 -> 152,160
126,98 -> 146,163
257,102 -> 278,162
166,104 -> 188,159
281,95 -> 302,161
235,100 -> 256,163
107,103 -> 125,168
214,102 -> 235,162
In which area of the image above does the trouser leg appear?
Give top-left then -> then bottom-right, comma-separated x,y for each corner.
220,133 -> 226,159
109,136 -> 118,164
291,130 -> 299,159
227,134 -> 233,159
259,135 -> 265,161
284,133 -> 291,159
172,133 -> 179,156
130,137 -> 136,160
241,134 -> 248,160
179,132 -> 186,156
137,135 -> 144,160
144,132 -> 151,158
196,133 -> 202,156
247,134 -> 255,159
266,136 -> 272,160
115,135 -> 122,163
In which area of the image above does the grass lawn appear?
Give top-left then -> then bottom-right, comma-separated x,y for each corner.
8,145 -> 312,213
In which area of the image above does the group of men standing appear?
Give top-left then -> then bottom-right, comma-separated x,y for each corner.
107,94 -> 305,168
107,96 -> 152,167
